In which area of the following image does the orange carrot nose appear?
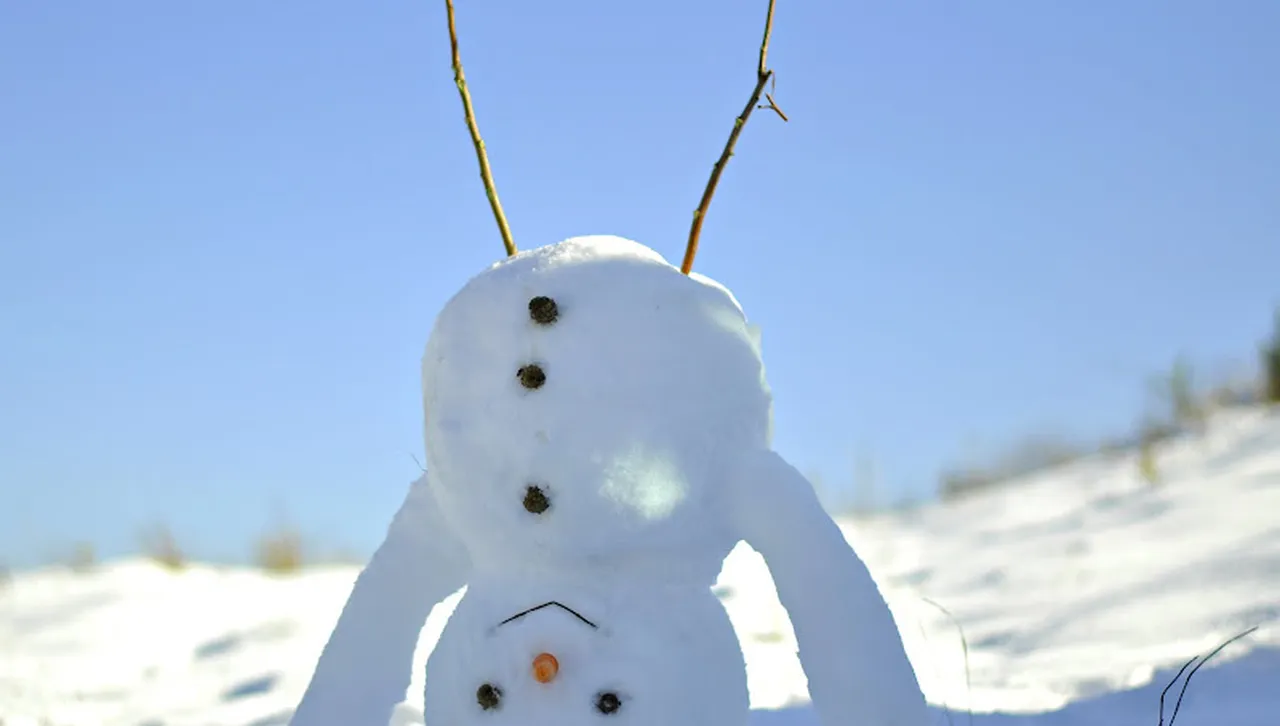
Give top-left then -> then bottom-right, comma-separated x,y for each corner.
532,652 -> 559,683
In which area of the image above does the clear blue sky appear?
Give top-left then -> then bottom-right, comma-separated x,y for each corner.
2,1 -> 1277,567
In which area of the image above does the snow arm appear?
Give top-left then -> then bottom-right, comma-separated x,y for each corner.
728,449 -> 932,726
290,473 -> 470,726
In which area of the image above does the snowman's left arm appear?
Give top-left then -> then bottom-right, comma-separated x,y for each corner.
290,472 -> 471,726
728,449 -> 932,726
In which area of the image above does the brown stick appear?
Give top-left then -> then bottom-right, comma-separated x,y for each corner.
681,0 -> 784,275
445,0 -> 517,257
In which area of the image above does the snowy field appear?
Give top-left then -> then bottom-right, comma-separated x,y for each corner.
2,406 -> 1277,726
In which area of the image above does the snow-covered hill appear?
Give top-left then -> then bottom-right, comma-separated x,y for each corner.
2,407 -> 1277,726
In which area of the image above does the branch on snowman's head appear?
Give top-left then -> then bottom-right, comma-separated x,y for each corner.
444,0 -> 518,258
681,0 -> 787,276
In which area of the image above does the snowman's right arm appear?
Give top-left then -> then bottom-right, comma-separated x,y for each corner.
727,449 -> 932,726
290,472 -> 470,726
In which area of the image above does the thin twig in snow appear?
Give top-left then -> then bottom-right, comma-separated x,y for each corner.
1156,656 -> 1197,726
1163,625 -> 1259,726
921,597 -> 974,726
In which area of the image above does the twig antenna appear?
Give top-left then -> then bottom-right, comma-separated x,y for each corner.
681,0 -> 788,275
444,0 -> 517,257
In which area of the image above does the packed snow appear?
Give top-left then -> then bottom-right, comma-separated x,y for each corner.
294,237 -> 927,726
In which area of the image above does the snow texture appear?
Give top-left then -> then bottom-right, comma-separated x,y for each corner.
288,475 -> 469,726
293,236 -> 929,726
2,408 -> 1279,725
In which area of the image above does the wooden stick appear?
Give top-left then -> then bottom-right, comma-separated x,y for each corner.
444,0 -> 517,257
681,0 -> 785,275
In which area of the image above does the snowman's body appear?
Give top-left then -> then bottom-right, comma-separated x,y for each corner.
290,237 -> 933,726
421,237 -> 759,726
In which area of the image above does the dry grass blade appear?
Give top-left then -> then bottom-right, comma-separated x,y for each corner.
681,0 -> 787,275
1164,625 -> 1259,726
256,527 -> 305,575
444,0 -> 517,257
139,524 -> 186,572
921,597 -> 974,726
1156,656 -> 1197,726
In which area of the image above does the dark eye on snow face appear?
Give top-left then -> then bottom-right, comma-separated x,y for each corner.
477,683 -> 503,711
594,691 -> 622,715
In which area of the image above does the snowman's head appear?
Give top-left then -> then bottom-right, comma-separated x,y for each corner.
421,236 -> 772,567
422,598 -> 748,726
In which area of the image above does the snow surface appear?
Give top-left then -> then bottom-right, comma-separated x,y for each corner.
3,406 -> 1277,726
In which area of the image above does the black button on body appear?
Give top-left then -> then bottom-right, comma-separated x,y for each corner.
529,296 -> 558,325
518,364 -> 546,389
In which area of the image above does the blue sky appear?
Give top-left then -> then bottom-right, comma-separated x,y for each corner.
2,0 -> 1277,567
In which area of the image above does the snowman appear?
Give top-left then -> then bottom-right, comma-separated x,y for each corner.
288,236 -> 932,726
